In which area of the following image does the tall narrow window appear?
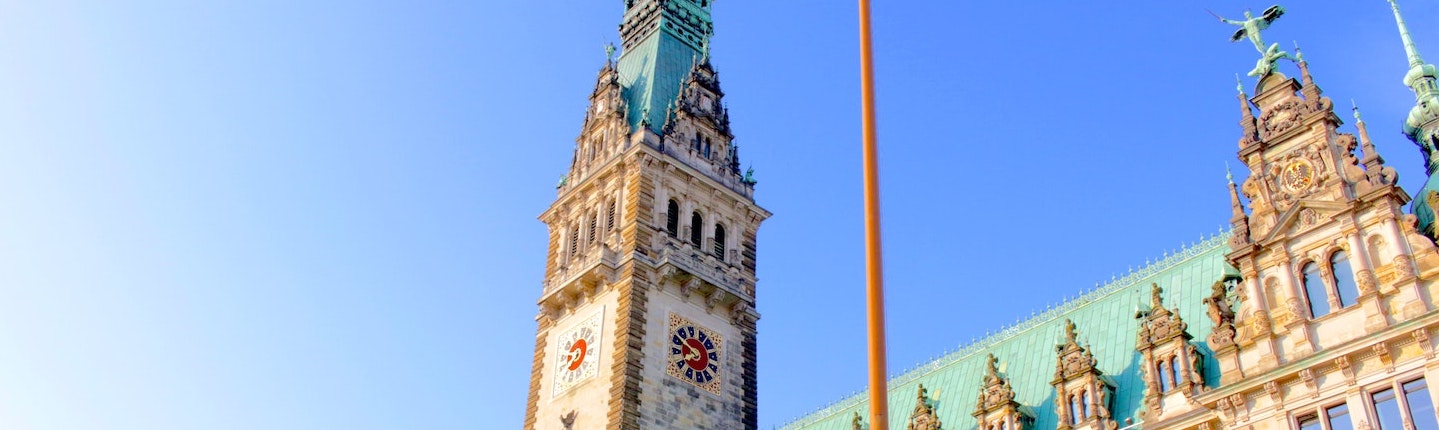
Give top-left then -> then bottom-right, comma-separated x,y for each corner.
1327,403 -> 1353,430
569,226 -> 579,258
587,213 -> 597,245
666,199 -> 679,237
1375,388 -> 1404,430
1303,262 -> 1331,318
1371,378 -> 1439,430
606,200 -> 616,231
1069,394 -> 1080,424
1405,379 -> 1438,430
1082,390 -> 1091,419
1158,361 -> 1171,392
713,224 -> 726,258
1332,251 -> 1358,308
1170,356 -> 1182,389
690,212 -> 703,246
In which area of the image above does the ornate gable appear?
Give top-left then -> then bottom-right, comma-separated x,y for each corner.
1052,320 -> 1118,430
1135,284 -> 1205,418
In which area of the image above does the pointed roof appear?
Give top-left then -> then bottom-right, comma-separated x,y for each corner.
615,0 -> 715,133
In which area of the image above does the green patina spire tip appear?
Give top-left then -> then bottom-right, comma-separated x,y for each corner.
1388,0 -> 1426,68
1225,161 -> 1235,184
1352,99 -> 1363,121
1293,40 -> 1304,62
1235,74 -> 1245,95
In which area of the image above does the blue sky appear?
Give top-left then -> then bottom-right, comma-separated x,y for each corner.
1,1 -> 1435,429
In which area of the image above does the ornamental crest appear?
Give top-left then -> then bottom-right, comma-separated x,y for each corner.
1136,284 -> 1191,348
1259,98 -> 1316,139
908,384 -> 942,430
1053,320 -> 1099,381
974,354 -> 1019,414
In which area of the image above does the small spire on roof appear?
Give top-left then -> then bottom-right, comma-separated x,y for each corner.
1352,99 -> 1364,122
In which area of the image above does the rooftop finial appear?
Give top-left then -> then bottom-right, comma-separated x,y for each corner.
1352,99 -> 1364,122
1388,0 -> 1425,68
1225,161 -> 1235,184
1235,74 -> 1245,95
1293,40 -> 1305,62
605,42 -> 616,63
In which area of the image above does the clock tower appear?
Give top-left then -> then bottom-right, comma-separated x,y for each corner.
523,1 -> 769,429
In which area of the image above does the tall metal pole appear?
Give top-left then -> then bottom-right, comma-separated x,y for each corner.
857,0 -> 890,429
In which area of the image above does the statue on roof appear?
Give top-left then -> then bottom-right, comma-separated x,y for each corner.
1213,5 -> 1294,76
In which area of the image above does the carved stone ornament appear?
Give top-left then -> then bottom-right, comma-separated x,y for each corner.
1415,329 -> 1435,359
1393,255 -> 1417,280
1054,320 -> 1100,381
1299,368 -> 1317,397
1259,98 -> 1317,140
1373,344 -> 1394,372
1137,284 -> 1192,348
909,384 -> 943,430
1335,356 -> 1355,385
1357,269 -> 1379,296
1264,381 -> 1283,411
1205,280 -> 1239,349
975,354 -> 1020,415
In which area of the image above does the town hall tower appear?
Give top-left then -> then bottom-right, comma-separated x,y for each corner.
524,1 -> 769,429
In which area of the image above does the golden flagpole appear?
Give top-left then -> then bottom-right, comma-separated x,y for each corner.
858,0 -> 890,428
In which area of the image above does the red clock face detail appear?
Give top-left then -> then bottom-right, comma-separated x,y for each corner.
566,339 -> 588,371
681,338 -> 708,371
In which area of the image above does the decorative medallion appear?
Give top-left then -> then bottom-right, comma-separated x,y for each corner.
552,308 -> 603,397
667,313 -> 723,394
1280,159 -> 1315,194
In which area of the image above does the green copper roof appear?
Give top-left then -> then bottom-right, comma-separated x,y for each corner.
616,0 -> 713,133
782,233 -> 1236,430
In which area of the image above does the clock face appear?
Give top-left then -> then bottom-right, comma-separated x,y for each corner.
552,309 -> 603,397
1280,159 -> 1315,193
666,313 -> 723,395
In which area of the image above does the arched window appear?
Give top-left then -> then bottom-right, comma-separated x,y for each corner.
666,199 -> 679,237
1303,262 -> 1331,318
1000,420 -> 1008,430
1158,361 -> 1171,392
1170,356 -> 1182,389
713,224 -> 726,257
606,200 -> 617,231
1082,389 -> 1091,419
1332,251 -> 1358,308
690,212 -> 703,246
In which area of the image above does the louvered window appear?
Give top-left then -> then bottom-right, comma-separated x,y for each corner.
606,200 -> 616,231
569,226 -> 579,258
713,224 -> 726,258
588,213 -> 597,245
690,212 -> 703,246
666,199 -> 679,237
